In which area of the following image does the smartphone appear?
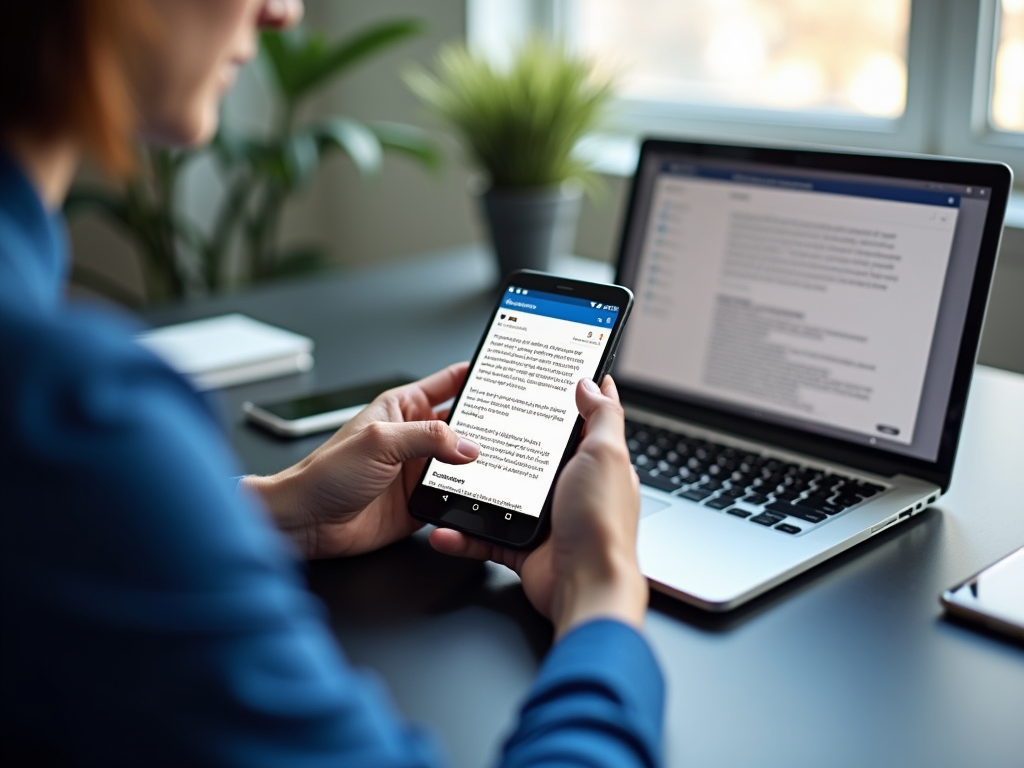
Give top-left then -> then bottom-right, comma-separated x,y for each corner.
243,375 -> 413,437
941,546 -> 1024,643
408,270 -> 634,548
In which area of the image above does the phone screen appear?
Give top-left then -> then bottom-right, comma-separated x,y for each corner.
943,546 -> 1024,640
421,279 -> 627,520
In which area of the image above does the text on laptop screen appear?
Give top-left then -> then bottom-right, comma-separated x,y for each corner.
616,156 -> 993,461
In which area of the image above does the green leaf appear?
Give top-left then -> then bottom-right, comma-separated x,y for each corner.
262,20 -> 424,103
213,128 -> 259,168
259,30 -> 302,99
245,132 -> 320,187
368,120 -> 443,170
282,131 -> 320,187
314,118 -> 382,177
405,38 -> 615,188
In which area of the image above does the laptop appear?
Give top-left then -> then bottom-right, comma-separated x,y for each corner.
611,139 -> 1012,610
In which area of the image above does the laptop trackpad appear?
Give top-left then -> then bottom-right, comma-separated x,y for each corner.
640,494 -> 671,519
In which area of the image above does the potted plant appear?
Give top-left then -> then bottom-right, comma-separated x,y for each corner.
66,20 -> 440,307
406,38 -> 613,276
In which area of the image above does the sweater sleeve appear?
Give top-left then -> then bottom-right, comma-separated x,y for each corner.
0,303 -> 448,768
499,620 -> 665,768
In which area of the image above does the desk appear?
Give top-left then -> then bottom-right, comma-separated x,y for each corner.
149,245 -> 1024,768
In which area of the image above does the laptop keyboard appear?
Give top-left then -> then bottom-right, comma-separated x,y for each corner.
625,419 -> 887,535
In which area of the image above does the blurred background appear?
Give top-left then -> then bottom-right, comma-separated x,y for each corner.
69,0 -> 1024,371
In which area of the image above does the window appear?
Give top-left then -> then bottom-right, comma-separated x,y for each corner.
467,0 -> 1024,184
573,0 -> 911,120
992,0 -> 1024,132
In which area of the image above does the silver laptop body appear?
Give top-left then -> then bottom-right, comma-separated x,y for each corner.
611,140 -> 1012,610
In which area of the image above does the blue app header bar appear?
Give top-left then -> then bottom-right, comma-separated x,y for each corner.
660,162 -> 961,208
500,294 -> 619,327
505,285 -> 623,312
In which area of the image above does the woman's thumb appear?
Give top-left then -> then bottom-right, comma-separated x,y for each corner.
367,420 -> 480,465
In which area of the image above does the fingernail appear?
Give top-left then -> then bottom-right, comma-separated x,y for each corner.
456,437 -> 480,458
582,378 -> 600,393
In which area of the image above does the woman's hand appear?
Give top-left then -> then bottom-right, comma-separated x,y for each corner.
243,363 -> 479,559
429,376 -> 648,639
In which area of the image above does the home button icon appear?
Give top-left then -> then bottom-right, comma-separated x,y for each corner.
472,503 -> 479,511
504,513 -> 512,520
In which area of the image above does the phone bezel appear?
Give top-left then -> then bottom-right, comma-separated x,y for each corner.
409,270 -> 634,549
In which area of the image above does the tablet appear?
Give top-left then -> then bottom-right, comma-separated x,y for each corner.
941,546 -> 1024,643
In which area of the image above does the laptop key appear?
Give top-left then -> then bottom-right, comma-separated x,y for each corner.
705,496 -> 735,510
786,506 -> 827,524
751,512 -> 785,526
742,492 -> 769,506
855,481 -> 886,496
835,494 -> 864,507
679,488 -> 713,502
727,508 -> 752,518
638,471 -> 681,494
765,500 -> 827,523
800,497 -> 844,515
775,523 -> 802,534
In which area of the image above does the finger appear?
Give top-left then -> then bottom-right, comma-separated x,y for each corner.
368,419 -> 479,465
428,528 -> 497,561
411,362 -> 470,407
574,377 -> 626,448
580,374 -> 621,440
258,0 -> 304,29
429,528 -> 525,574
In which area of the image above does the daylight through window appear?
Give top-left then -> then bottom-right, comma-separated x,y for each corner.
575,0 -> 911,118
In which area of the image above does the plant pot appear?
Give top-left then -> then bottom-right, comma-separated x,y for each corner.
479,182 -> 583,277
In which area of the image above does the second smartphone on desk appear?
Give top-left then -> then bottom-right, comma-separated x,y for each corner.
408,270 -> 633,549
243,375 -> 413,437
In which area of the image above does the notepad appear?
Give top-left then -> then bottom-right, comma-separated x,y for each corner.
136,314 -> 314,390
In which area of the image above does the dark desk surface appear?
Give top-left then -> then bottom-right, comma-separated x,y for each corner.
149,245 -> 1024,768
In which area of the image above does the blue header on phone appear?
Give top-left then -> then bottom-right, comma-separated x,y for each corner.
500,291 -> 619,327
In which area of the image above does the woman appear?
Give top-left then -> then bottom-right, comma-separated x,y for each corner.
0,1 -> 664,765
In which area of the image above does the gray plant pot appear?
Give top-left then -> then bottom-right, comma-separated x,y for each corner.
480,183 -> 583,276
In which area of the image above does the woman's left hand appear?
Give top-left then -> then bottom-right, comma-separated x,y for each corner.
243,363 -> 478,559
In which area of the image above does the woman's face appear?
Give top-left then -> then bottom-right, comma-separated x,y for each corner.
135,0 -> 303,146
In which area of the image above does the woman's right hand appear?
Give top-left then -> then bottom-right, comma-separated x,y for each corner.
429,375 -> 648,639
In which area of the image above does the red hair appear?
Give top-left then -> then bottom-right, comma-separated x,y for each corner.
0,1 -> 153,176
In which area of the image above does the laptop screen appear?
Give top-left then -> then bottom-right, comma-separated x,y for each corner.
615,146 -> 996,463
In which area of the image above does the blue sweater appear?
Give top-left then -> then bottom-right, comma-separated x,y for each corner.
0,149 -> 664,767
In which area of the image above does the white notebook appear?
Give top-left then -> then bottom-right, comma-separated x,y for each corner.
136,313 -> 314,390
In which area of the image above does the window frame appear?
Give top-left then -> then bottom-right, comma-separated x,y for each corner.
466,0 -> 1023,186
